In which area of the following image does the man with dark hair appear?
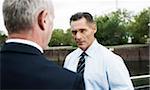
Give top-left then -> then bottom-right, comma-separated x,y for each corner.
0,0 -> 85,89
64,12 -> 134,90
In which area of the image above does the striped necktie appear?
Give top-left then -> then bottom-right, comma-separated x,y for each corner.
77,52 -> 87,74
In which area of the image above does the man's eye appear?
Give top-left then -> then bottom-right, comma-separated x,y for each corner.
80,29 -> 85,33
72,31 -> 77,35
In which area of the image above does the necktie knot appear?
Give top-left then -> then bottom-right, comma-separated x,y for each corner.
81,52 -> 87,57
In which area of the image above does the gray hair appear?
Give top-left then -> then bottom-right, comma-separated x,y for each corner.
3,0 -> 53,34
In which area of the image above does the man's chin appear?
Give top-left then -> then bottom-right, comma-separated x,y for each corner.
77,44 -> 83,47
78,45 -> 86,51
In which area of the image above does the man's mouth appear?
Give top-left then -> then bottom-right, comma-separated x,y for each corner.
77,41 -> 84,45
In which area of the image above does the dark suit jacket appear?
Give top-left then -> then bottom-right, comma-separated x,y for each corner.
0,42 -> 85,90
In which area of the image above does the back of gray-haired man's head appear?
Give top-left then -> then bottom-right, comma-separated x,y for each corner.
3,0 -> 53,34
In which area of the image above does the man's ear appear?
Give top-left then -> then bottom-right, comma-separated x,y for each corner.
93,23 -> 97,33
90,23 -> 97,33
38,10 -> 48,30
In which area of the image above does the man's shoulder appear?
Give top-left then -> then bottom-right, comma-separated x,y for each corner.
96,43 -> 123,60
1,42 -> 42,55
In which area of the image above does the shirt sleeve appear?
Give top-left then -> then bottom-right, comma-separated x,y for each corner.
105,55 -> 134,90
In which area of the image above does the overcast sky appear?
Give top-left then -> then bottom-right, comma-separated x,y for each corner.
0,0 -> 150,35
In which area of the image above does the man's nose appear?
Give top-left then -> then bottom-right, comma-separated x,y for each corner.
75,32 -> 82,40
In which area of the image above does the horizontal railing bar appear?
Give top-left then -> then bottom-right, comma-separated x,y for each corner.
130,75 -> 150,79
134,85 -> 150,89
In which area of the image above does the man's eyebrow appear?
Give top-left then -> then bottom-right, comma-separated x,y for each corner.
72,29 -> 78,31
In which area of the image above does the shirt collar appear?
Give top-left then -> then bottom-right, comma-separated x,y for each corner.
86,39 -> 99,57
77,39 -> 98,58
76,48 -> 83,58
6,39 -> 44,53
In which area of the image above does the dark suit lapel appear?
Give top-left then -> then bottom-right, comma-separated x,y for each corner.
1,42 -> 42,55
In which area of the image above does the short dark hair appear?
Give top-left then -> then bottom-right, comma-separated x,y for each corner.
70,12 -> 94,24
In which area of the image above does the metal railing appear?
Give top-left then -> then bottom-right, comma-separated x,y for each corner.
131,75 -> 150,90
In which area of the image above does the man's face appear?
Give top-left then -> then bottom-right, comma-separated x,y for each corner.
70,17 -> 96,51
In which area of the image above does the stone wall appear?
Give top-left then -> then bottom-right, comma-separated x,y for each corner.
113,45 -> 149,61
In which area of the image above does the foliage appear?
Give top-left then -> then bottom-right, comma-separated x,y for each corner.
48,29 -> 76,47
95,9 -> 131,45
127,8 -> 150,43
0,33 -> 7,46
49,29 -> 64,46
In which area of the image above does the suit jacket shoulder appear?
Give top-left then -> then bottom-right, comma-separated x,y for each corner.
1,43 -> 85,89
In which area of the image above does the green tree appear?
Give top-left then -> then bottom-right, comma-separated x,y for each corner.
48,29 -> 76,47
49,29 -> 64,46
95,9 -> 131,45
128,8 -> 150,43
0,32 -> 7,47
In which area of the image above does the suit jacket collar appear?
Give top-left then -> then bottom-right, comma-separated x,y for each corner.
1,42 -> 42,55
6,39 -> 43,53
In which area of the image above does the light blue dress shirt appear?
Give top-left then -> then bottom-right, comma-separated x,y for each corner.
64,39 -> 134,90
